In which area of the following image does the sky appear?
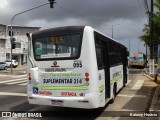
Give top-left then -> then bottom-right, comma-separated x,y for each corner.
0,0 -> 150,54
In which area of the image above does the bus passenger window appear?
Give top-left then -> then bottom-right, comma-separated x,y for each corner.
96,47 -> 104,69
94,32 -> 104,69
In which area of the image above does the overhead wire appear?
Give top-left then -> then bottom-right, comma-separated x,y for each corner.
137,0 -> 146,19
56,2 -> 149,38
56,4 -> 109,22
56,1 -> 148,45
56,3 -> 147,24
142,0 -> 149,13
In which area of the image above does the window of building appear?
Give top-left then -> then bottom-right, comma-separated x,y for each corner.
6,53 -> 10,60
15,42 -> 21,48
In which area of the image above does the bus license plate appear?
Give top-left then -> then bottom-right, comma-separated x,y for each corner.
51,100 -> 64,106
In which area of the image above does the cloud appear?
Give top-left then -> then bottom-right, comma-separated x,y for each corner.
0,0 -> 148,53
2,0 -> 147,25
27,18 -> 88,29
0,0 -> 9,9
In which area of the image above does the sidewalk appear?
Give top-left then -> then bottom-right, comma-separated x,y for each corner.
143,72 -> 160,119
149,74 -> 160,110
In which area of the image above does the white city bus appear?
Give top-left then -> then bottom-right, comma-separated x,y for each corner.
27,26 -> 128,109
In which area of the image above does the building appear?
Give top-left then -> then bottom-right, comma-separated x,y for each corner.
0,24 -> 40,65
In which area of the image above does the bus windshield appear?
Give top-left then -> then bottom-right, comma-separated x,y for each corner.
129,56 -> 143,60
33,34 -> 81,60
129,54 -> 143,60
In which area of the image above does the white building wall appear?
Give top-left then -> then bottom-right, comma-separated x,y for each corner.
0,24 -> 7,61
0,24 -> 40,64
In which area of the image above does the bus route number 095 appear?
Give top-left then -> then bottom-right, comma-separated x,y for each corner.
73,61 -> 82,68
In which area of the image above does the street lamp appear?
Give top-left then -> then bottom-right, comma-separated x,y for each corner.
10,1 -> 56,74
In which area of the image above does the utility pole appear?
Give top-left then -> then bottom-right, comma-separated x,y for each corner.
10,0 -> 56,74
146,44 -> 148,68
129,39 -> 130,54
149,0 -> 154,75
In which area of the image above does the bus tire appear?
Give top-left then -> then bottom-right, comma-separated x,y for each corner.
123,77 -> 127,87
110,84 -> 116,104
123,83 -> 126,87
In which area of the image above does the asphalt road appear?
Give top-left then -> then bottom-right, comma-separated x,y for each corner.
128,68 -> 145,74
0,68 -> 157,120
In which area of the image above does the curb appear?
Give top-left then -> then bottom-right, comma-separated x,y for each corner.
143,73 -> 154,80
150,86 -> 159,111
143,73 -> 160,119
149,86 -> 160,120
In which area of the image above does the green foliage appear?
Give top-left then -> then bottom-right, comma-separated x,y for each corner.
139,0 -> 160,59
139,14 -> 160,46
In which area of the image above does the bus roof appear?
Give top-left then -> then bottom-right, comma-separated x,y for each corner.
32,26 -> 85,39
32,26 -> 127,50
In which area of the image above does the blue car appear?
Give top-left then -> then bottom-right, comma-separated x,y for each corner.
0,62 -> 7,70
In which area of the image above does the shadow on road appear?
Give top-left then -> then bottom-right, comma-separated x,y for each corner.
9,100 -> 110,120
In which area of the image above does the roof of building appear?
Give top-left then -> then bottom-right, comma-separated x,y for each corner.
8,25 -> 41,29
0,23 -> 40,28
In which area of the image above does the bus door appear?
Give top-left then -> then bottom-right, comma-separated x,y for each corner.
102,40 -> 110,99
122,48 -> 128,85
95,32 -> 110,99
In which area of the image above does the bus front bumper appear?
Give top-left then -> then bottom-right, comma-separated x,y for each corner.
129,64 -> 144,66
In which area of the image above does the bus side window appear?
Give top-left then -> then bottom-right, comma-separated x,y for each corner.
96,47 -> 104,69
94,32 -> 104,70
108,41 -> 117,66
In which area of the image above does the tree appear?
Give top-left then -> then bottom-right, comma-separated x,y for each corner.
139,24 -> 150,45
139,0 -> 160,60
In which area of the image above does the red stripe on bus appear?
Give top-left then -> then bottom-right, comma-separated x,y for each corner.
51,66 -> 60,68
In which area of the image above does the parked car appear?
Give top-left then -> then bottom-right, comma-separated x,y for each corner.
4,60 -> 18,68
0,62 -> 7,70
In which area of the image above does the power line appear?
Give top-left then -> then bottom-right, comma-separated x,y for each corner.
56,3 -> 148,24
56,4 -> 109,22
142,0 -> 149,13
137,0 -> 146,19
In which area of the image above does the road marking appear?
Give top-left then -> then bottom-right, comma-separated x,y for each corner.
126,79 -> 131,85
6,81 -> 26,85
19,83 -> 27,85
12,74 -> 27,78
0,74 -> 27,78
131,80 -> 144,90
117,94 -> 146,98
0,78 -> 26,84
0,92 -> 27,96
